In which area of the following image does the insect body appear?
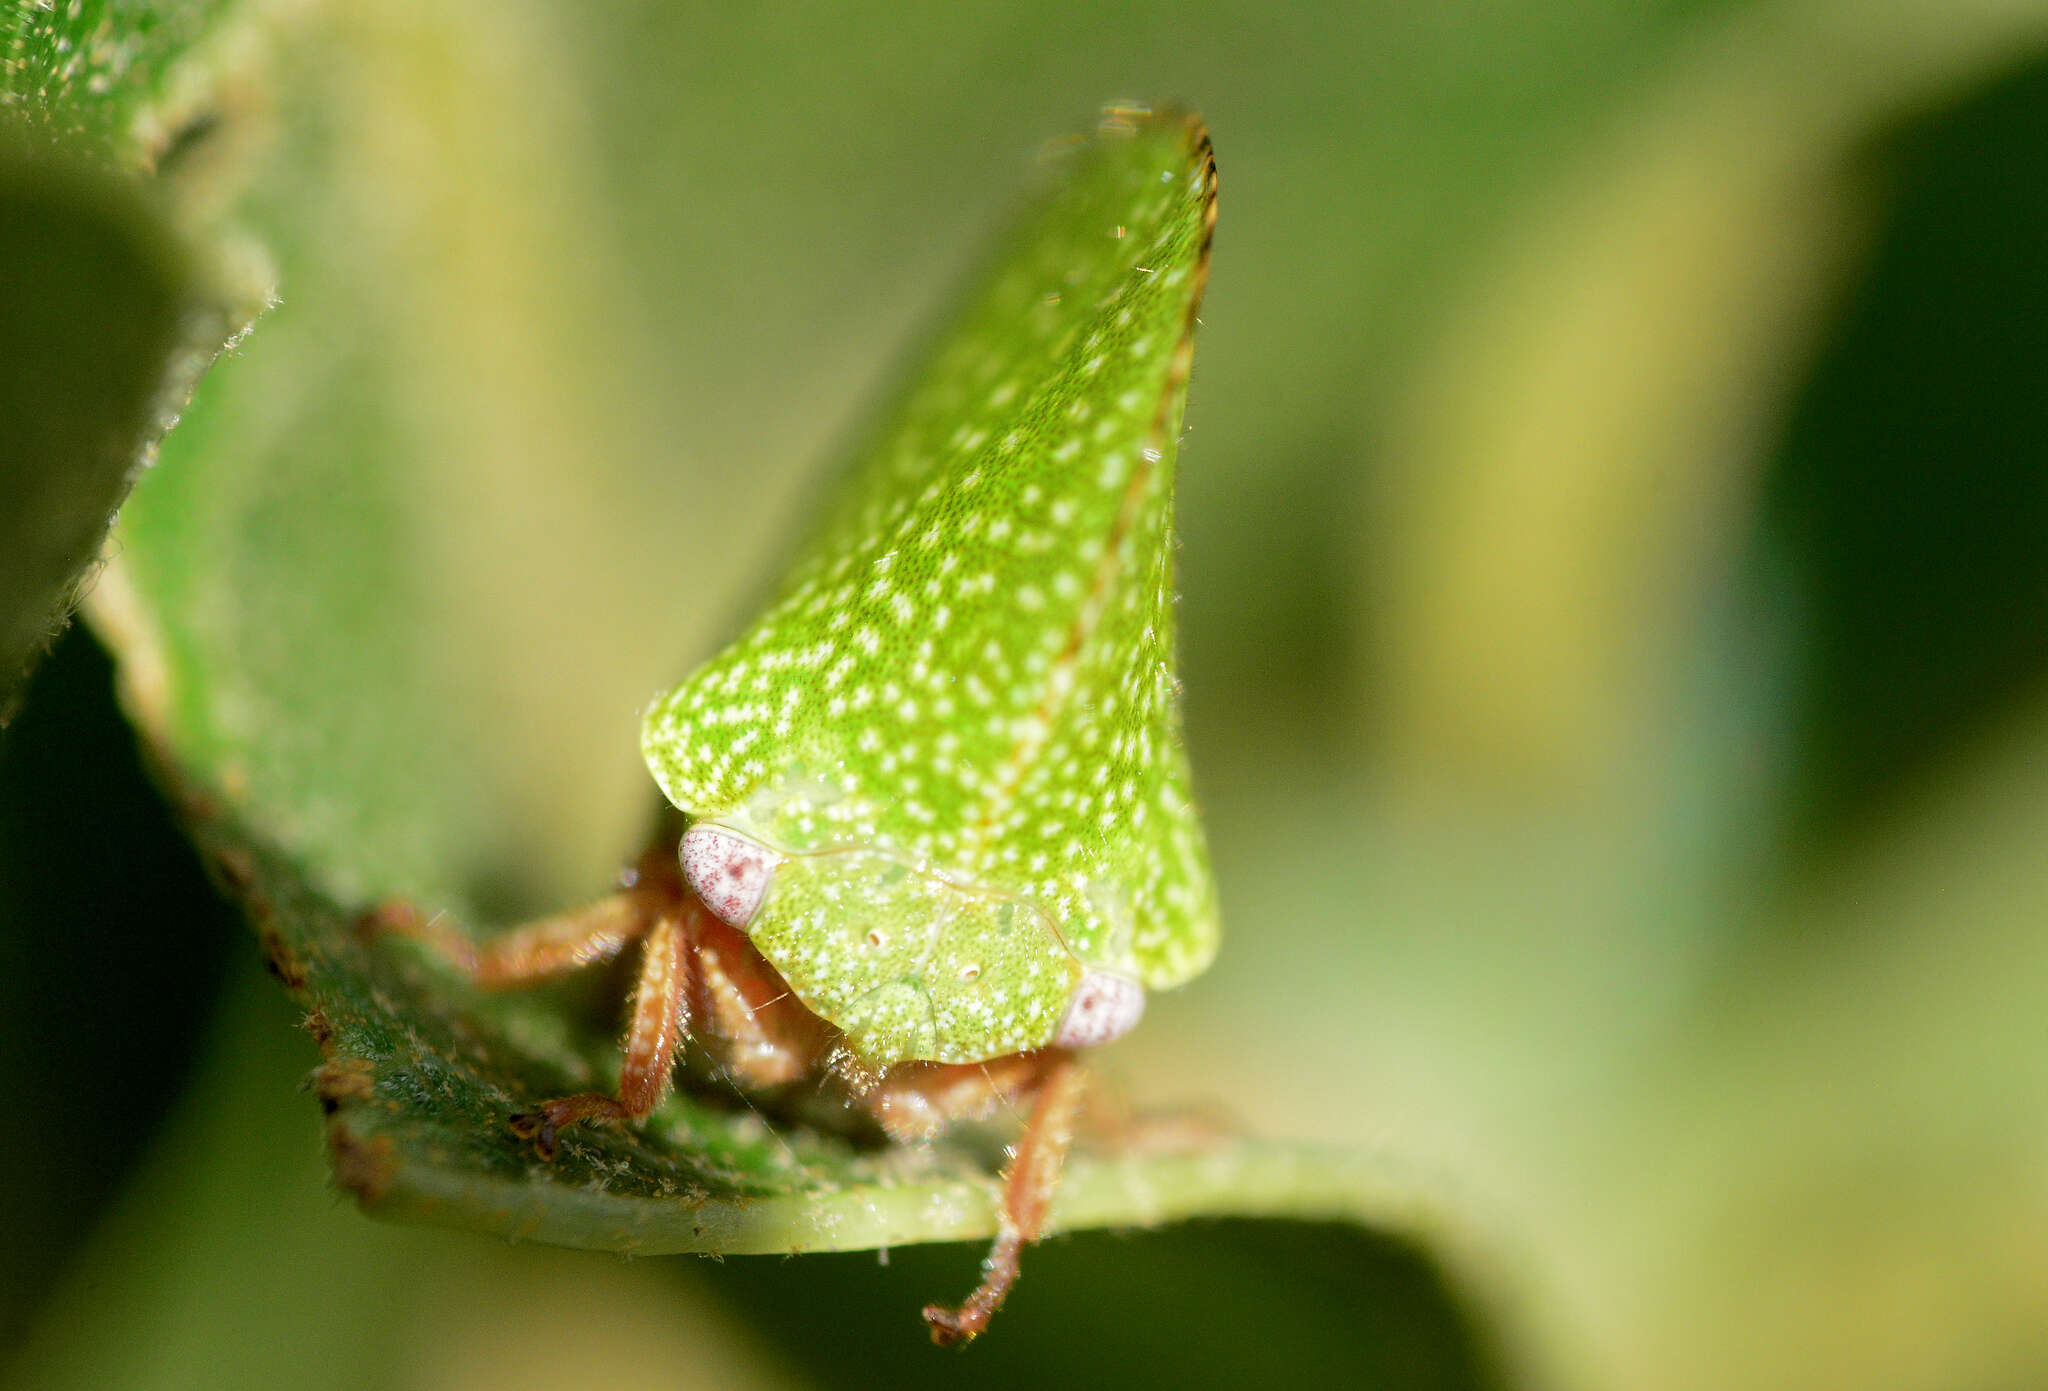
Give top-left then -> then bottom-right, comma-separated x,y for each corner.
645,109 -> 1220,1072
395,104 -> 1219,1344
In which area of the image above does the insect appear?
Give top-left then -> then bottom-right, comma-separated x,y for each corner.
384,103 -> 1220,1344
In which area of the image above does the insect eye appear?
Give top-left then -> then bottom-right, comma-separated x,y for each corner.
680,825 -> 778,929
1053,969 -> 1146,1048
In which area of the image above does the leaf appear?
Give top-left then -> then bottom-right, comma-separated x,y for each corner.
185,807 -> 1425,1257
2,0 -> 244,163
0,149 -> 187,722
100,88 -> 1448,1272
6,945 -> 1488,1391
0,0 -> 264,721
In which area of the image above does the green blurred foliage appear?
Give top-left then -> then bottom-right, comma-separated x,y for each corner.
6,1 -> 2048,1388
1760,58 -> 2048,847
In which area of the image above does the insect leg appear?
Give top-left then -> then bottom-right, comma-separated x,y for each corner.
509,911 -> 687,1158
367,891 -> 647,986
686,902 -> 833,1088
922,1049 -> 1088,1345
868,1052 -> 1050,1145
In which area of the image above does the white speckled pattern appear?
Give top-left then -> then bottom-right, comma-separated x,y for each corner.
641,110 -> 1220,1066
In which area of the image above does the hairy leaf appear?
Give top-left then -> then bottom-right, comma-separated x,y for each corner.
0,152 -> 186,721
0,0 -> 259,719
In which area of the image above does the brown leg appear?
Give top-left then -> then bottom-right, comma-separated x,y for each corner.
922,1050 -> 1088,1346
368,891 -> 648,987
373,867 -> 834,1155
685,903 -> 834,1089
869,1052 -> 1054,1145
508,910 -> 688,1158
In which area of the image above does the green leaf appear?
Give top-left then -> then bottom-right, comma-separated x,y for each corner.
182,811 -> 1422,1257
0,0 -> 265,720
1,0 -> 243,163
0,149 -> 186,722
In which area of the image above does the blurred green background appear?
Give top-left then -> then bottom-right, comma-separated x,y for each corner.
6,1 -> 2048,1387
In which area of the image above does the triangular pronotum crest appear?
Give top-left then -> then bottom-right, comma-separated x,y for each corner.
643,108 -> 1221,1066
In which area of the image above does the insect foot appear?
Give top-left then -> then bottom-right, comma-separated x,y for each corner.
507,1093 -> 634,1161
1053,969 -> 1146,1047
680,824 -> 778,927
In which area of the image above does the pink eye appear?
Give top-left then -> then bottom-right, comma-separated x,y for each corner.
1053,969 -> 1146,1048
680,825 -> 778,928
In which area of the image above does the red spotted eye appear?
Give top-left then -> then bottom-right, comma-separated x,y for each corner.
1053,969 -> 1146,1048
681,825 -> 778,928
